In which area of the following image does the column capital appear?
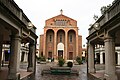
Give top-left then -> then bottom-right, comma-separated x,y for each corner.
10,35 -> 22,41
104,33 -> 115,42
87,41 -> 95,48
104,36 -> 115,42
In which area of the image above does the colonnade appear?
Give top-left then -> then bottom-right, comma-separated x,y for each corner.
88,35 -> 117,80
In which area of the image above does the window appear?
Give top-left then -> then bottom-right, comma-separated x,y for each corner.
70,35 -> 72,42
49,35 -> 52,42
55,20 -> 67,26
60,35 -> 62,42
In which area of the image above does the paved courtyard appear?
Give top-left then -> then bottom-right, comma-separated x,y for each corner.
35,62 -> 88,80
0,62 -> 110,80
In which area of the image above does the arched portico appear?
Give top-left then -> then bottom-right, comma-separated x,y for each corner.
0,1 -> 38,79
87,1 -> 120,79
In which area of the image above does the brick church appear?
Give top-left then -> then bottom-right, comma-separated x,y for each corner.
39,10 -> 82,61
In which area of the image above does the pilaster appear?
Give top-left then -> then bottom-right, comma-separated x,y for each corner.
54,31 -> 57,60
76,31 -> 79,58
65,31 -> 68,60
43,31 -> 46,58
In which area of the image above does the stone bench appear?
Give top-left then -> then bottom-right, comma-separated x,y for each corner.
50,67 -> 71,75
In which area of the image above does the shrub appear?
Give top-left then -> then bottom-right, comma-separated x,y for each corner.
37,56 -> 46,62
40,56 -> 46,61
67,61 -> 73,67
76,56 -> 82,65
58,58 -> 65,67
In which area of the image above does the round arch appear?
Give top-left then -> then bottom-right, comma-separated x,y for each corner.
57,42 -> 64,59
46,29 -> 54,58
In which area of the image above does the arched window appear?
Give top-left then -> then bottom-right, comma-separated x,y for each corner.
49,35 -> 52,42
70,35 -> 72,42
60,34 -> 62,42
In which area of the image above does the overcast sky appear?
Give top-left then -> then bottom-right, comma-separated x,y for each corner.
14,0 -> 113,47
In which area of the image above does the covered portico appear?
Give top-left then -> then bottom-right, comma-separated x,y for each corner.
0,0 -> 37,79
87,0 -> 120,80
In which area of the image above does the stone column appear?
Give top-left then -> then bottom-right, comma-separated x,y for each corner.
65,31 -> 68,60
8,34 -> 21,80
88,42 -> 95,73
100,52 -> 103,64
118,53 -> 120,65
27,41 -> 36,72
104,36 -> 117,80
0,34 -> 3,70
54,31 -> 57,60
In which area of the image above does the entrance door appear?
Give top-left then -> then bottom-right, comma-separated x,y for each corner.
69,52 -> 73,60
58,50 -> 63,59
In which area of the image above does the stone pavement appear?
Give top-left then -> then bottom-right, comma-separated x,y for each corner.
35,62 -> 88,80
88,64 -> 120,80
1,63 -> 119,80
0,63 -> 34,80
35,63 -> 120,80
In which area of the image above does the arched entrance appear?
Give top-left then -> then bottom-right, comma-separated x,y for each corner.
57,29 -> 65,59
57,43 -> 64,59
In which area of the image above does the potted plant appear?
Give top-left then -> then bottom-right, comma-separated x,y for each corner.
58,58 -> 65,67
76,56 -> 82,65
40,56 -> 46,62
67,61 -> 73,67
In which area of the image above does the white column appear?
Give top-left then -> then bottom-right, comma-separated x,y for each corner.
8,34 -> 21,79
88,42 -> 95,73
100,52 -> 103,64
20,50 -> 22,62
24,53 -> 28,62
118,53 -> 120,65
104,36 -> 117,80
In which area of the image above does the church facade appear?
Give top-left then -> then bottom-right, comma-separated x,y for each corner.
39,11 -> 82,61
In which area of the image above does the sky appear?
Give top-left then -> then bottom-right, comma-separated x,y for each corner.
14,0 -> 113,47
